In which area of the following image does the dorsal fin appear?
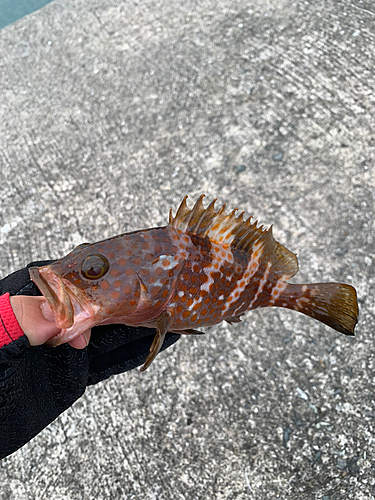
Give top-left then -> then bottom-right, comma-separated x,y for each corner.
169,195 -> 299,280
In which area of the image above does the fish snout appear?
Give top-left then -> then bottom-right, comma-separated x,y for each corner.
29,266 -> 75,329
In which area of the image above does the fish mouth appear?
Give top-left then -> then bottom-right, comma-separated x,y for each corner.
29,266 -> 99,346
29,266 -> 75,329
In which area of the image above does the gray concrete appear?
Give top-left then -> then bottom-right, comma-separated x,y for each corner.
0,0 -> 374,498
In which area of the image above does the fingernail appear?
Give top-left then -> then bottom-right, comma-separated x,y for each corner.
41,301 -> 55,322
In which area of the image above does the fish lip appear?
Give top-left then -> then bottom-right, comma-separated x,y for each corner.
29,266 -> 75,329
29,266 -> 100,345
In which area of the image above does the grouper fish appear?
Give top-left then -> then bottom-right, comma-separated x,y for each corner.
29,195 -> 359,371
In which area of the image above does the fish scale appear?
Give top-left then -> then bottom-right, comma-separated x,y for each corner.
29,195 -> 359,372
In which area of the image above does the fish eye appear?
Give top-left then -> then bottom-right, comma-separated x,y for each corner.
81,254 -> 110,280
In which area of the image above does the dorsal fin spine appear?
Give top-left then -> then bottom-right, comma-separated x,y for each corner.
169,195 -> 299,280
186,195 -> 203,225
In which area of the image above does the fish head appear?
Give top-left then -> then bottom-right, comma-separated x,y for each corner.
29,242 -> 129,344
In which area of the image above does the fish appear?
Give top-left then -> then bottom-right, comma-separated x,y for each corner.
29,195 -> 359,371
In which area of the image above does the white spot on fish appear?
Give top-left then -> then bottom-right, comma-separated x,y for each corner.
201,263 -> 217,292
153,254 -> 180,270
188,296 -> 203,311
296,296 -> 309,310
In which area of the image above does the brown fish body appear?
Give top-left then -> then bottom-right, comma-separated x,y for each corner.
29,196 -> 358,371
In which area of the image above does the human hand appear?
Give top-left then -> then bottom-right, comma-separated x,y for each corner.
9,295 -> 91,349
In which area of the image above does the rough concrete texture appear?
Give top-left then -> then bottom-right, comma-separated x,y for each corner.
0,0 -> 374,498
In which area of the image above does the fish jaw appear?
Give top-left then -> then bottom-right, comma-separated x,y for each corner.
29,266 -> 100,346
29,266 -> 75,329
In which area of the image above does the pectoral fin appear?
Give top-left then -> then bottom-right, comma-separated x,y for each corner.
140,310 -> 173,372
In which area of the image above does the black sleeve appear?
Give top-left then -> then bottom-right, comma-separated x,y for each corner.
0,261 -> 180,460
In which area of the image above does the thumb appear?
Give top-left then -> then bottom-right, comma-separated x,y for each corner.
10,295 -> 61,346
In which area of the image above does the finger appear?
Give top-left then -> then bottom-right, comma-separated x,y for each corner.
68,330 -> 91,349
10,296 -> 61,346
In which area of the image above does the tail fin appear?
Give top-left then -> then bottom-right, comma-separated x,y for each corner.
277,283 -> 358,336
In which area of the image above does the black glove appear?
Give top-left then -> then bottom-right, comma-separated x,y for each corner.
0,261 -> 180,459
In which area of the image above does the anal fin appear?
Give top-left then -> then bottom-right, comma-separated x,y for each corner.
225,315 -> 243,325
174,328 -> 205,335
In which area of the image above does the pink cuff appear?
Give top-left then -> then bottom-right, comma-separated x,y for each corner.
0,293 -> 25,348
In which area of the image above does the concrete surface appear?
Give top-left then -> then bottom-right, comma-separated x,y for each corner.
0,0 -> 374,498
